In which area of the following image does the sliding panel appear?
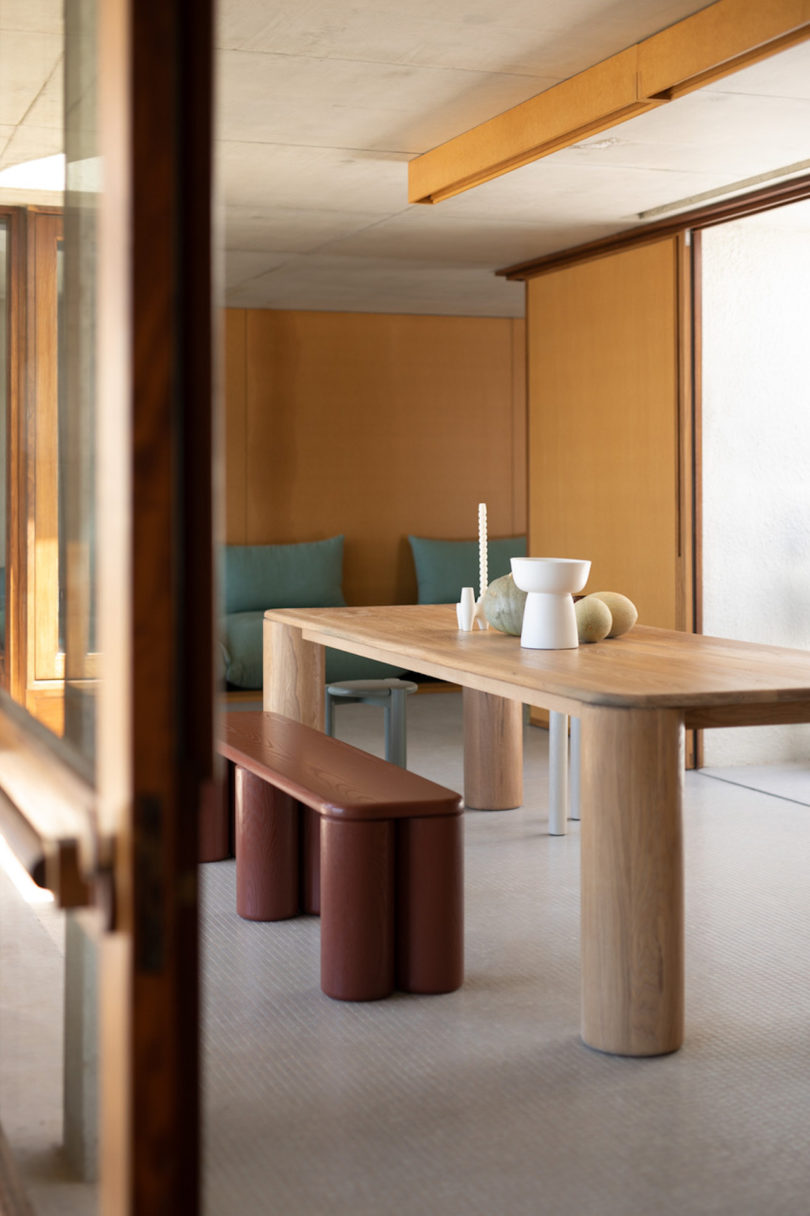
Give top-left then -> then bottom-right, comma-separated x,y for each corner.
526,236 -> 692,633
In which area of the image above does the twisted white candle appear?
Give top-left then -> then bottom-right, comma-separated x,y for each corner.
478,502 -> 488,599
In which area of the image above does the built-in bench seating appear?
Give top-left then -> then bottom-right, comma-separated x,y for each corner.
216,710 -> 464,1002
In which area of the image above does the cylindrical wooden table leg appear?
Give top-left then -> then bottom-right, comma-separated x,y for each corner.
463,688 -> 523,809
580,706 -> 685,1056
300,805 -> 321,915
396,815 -> 464,994
235,767 -> 300,921
320,818 -> 395,1001
263,617 -> 325,730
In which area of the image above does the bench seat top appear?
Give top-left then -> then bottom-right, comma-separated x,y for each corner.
219,710 -> 462,822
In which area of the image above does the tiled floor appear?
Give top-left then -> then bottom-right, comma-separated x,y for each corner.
2,691 -> 810,1214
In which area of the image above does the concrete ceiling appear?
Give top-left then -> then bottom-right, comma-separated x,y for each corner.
2,0 -> 810,316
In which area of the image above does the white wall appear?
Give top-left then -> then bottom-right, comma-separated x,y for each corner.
701,209 -> 810,765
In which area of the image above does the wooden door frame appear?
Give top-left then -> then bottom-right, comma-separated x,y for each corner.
0,1 -> 214,1212
97,0 -> 214,1211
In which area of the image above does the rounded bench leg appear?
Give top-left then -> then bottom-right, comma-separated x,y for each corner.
300,804 -> 321,915
320,818 -> 395,1001
199,767 -> 230,862
396,815 -> 464,994
235,767 -> 300,921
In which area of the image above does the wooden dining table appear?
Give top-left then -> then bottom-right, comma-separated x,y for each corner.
262,603 -> 810,1058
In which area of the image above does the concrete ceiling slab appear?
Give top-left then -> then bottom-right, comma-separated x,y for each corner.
224,202 -> 388,253
3,0 -> 809,316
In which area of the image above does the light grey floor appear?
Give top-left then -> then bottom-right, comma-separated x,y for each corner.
2,692 -> 810,1214
202,692 -> 810,1216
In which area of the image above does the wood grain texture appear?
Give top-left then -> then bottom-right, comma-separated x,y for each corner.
226,309 -> 525,606
235,768 -> 299,920
409,0 -> 810,204
580,705 -> 685,1056
395,815 -> 464,994
320,818 -> 395,1001
637,0 -> 810,100
220,710 -> 462,821
462,688 -> 523,809
263,618 -> 325,729
408,46 -> 658,203
264,607 -> 810,722
223,308 -> 247,544
527,237 -> 685,633
29,213 -> 63,687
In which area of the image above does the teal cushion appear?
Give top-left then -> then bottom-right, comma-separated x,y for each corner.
222,610 -> 404,690
408,535 -> 527,604
221,611 -> 265,689
223,537 -> 346,615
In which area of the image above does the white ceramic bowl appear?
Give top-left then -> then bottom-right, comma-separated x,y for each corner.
511,557 -> 591,596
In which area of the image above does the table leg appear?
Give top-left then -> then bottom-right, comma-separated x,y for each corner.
580,705 -> 685,1056
548,711 -> 568,835
462,688 -> 523,810
263,617 -> 325,729
569,716 -> 581,821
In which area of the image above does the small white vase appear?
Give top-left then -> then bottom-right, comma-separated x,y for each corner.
456,586 -> 476,631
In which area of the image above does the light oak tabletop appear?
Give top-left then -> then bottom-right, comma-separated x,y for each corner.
264,604 -> 810,724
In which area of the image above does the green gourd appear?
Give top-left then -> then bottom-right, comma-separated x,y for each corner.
482,573 -> 527,636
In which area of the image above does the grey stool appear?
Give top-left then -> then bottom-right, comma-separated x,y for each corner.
325,678 -> 418,768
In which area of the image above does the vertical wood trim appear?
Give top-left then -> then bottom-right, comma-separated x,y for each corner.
30,214 -> 63,685
676,232 -> 696,769
97,0 -> 211,1210
5,207 -> 26,704
675,231 -> 694,635
97,0 -> 133,1206
691,230 -> 704,769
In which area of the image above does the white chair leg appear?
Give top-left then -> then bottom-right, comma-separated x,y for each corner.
569,716 -> 581,821
548,711 -> 568,835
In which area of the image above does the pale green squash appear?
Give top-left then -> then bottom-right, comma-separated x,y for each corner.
482,573 -> 527,636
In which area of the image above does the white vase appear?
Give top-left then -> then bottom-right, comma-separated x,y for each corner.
456,586 -> 476,631
511,557 -> 591,649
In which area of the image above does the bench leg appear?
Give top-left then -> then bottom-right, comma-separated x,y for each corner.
235,767 -> 300,921
199,767 -> 230,862
300,805 -> 321,915
396,815 -> 464,994
548,712 -> 569,836
320,818 -> 395,1001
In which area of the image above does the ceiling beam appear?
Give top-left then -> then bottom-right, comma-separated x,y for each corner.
408,0 -> 810,205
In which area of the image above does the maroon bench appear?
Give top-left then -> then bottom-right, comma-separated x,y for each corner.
216,710 -> 464,1002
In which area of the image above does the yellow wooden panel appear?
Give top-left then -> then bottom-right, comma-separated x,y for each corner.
408,0 -> 810,204
639,0 -> 810,99
223,308 -> 247,543
242,310 -> 525,605
527,238 -> 685,632
409,47 -> 659,204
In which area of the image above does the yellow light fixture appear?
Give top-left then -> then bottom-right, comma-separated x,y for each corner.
408,0 -> 810,206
